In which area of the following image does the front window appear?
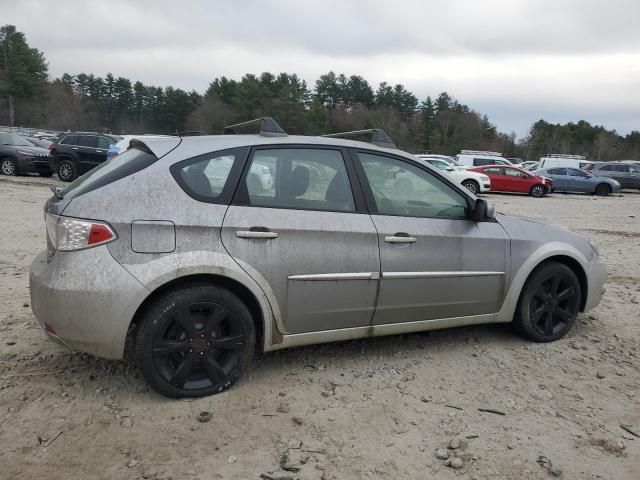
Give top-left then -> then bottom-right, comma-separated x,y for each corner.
359,152 -> 468,219
504,168 -> 526,178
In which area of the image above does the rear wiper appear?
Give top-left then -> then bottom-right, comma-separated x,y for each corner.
50,185 -> 64,200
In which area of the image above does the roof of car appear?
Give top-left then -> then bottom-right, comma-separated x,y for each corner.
142,134 -> 408,161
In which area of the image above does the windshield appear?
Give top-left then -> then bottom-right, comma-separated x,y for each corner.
0,132 -> 33,147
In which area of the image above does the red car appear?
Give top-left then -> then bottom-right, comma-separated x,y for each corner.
469,165 -> 553,197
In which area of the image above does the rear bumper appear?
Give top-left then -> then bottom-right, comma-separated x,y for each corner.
29,247 -> 149,359
584,255 -> 607,312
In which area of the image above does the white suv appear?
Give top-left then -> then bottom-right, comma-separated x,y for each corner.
416,156 -> 491,194
456,150 -> 513,168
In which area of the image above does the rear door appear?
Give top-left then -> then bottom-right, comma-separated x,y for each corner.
628,164 -> 640,188
221,146 -> 380,335
76,135 -> 103,173
482,166 -> 506,190
353,150 -> 509,325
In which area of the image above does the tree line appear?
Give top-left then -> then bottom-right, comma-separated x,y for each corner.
1,24 -> 638,160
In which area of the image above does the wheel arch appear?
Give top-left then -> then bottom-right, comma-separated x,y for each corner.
126,273 -> 269,359
523,255 -> 588,312
497,245 -> 590,323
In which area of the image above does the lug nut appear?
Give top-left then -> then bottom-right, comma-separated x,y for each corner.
200,334 -> 205,339
199,352 -> 204,356
189,349 -> 193,353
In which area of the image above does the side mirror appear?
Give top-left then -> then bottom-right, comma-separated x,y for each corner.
471,198 -> 496,221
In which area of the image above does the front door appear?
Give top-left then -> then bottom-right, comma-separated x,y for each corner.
354,151 -> 509,325
221,146 -> 380,334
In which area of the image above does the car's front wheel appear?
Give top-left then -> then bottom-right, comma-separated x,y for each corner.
514,262 -> 581,342
1,158 -> 18,176
462,180 -> 479,195
530,184 -> 546,197
136,284 -> 255,398
57,159 -> 77,182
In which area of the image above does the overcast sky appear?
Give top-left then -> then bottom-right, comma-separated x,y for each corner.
3,0 -> 639,137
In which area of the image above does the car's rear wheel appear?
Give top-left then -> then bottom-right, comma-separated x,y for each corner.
530,184 -> 546,197
462,180 -> 479,195
57,159 -> 77,182
136,284 -> 255,398
1,158 -> 18,176
595,183 -> 611,196
514,262 -> 581,342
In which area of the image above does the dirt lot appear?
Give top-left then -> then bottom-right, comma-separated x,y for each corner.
1,175 -> 639,480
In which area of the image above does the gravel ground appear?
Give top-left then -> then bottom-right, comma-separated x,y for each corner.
1,175 -> 639,480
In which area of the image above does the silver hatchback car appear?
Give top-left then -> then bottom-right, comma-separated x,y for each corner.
30,118 -> 607,397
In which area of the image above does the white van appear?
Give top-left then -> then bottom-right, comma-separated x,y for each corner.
538,154 -> 594,170
455,150 -> 513,168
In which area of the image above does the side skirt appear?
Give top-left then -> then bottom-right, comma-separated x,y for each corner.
265,313 -> 505,351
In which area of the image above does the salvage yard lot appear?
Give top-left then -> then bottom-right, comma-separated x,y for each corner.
1,176 -> 638,480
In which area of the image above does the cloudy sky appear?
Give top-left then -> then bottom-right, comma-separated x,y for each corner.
3,0 -> 639,137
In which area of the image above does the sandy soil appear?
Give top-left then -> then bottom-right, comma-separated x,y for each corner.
1,175 -> 638,480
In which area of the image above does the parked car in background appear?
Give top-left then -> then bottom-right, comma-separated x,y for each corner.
538,154 -> 594,171
50,132 -> 122,181
30,118 -> 606,397
456,150 -> 513,168
507,157 -> 524,164
24,136 -> 53,149
591,162 -> 640,190
520,161 -> 537,169
416,154 -> 466,170
0,132 -> 53,177
470,165 -> 552,197
107,135 -> 173,161
535,167 -> 621,196
416,156 -> 491,194
523,162 -> 539,171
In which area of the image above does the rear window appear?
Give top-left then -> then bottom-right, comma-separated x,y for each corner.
60,147 -> 158,199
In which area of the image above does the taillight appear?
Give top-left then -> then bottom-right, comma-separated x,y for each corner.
48,143 -> 53,152
45,213 -> 116,251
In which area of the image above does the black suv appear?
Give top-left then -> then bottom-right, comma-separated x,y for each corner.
50,132 -> 121,181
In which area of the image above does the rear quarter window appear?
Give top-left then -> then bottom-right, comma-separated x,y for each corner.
170,147 -> 247,204
60,147 -> 158,199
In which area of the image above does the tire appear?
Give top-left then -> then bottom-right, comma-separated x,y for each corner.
57,159 -> 77,182
529,184 -> 546,197
595,183 -> 611,196
462,180 -> 479,195
135,284 -> 256,398
514,262 -> 581,342
1,158 -> 18,176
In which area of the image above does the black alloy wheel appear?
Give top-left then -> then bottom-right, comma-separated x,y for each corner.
514,262 -> 581,342
137,285 -> 255,397
595,183 -> 611,196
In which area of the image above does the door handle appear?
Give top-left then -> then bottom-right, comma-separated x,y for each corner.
72,147 -> 79,150
384,235 -> 417,244
236,230 -> 279,239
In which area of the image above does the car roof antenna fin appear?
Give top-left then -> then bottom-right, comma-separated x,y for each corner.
224,117 -> 287,137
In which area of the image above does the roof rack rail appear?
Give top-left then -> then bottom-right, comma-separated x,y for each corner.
321,128 -> 397,149
224,117 -> 287,137
546,153 -> 587,159
176,131 -> 204,137
459,150 -> 503,156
